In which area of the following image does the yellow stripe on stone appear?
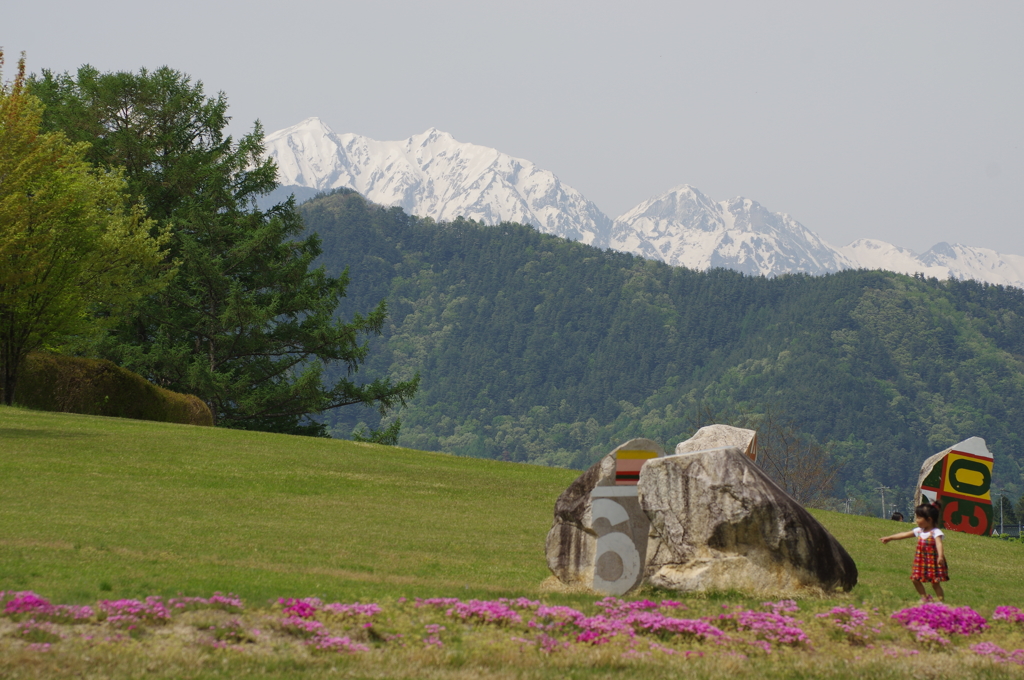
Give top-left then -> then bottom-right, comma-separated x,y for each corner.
616,450 -> 660,460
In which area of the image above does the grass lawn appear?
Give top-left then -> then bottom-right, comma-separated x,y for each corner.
0,406 -> 579,605
2,406 -> 1023,678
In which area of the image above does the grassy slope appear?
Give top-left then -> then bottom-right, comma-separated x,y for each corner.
1,406 -> 1020,612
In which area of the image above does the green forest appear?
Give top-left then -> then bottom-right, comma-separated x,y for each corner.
300,189 -> 1024,515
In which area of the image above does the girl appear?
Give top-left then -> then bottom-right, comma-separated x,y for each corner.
880,502 -> 948,602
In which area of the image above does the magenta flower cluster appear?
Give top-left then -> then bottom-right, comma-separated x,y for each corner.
993,606 -> 1024,624
275,597 -> 379,654
97,597 -> 171,629
447,600 -> 523,626
971,642 -> 1024,665
890,603 -> 989,639
308,634 -> 370,654
816,606 -> 882,645
322,602 -> 382,618
713,609 -> 810,650
2,591 -> 94,623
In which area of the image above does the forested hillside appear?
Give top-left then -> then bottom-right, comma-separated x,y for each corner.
300,189 -> 1024,511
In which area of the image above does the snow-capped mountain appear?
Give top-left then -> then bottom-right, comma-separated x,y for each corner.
265,119 -> 1024,289
609,185 -> 852,276
842,239 -> 1024,288
265,117 -> 611,245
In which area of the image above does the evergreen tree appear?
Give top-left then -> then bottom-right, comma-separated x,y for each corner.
30,66 -> 416,435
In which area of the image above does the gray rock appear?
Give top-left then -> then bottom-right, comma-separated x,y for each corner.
674,424 -> 757,461
545,438 -> 665,591
638,446 -> 857,594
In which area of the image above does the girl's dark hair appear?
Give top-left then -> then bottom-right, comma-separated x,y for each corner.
915,501 -> 942,523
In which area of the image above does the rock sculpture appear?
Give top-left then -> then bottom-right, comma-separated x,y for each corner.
545,438 -> 665,594
546,426 -> 857,595
916,437 -> 993,536
639,446 -> 857,594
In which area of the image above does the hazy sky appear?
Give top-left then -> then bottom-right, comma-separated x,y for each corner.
6,1 -> 1023,254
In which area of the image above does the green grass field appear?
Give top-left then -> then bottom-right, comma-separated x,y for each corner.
0,406 -> 581,606
2,406 -> 1023,679
1,405 -> 1021,609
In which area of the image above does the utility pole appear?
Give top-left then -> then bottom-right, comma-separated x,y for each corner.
874,486 -> 890,519
999,491 -> 1004,535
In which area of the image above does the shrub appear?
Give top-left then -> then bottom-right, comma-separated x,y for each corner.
9,353 -> 212,426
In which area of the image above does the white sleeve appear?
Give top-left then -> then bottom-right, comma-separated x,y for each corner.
933,529 -> 944,539
912,527 -> 922,537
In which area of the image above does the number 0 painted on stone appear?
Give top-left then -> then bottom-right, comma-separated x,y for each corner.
947,458 -> 991,496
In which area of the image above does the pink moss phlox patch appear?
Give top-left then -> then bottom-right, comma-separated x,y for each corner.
625,611 -> 727,642
971,642 -> 1024,665
498,597 -> 541,610
714,610 -> 810,651
307,634 -> 370,654
906,621 -> 950,647
15,619 -> 64,644
883,646 -> 920,658
422,635 -> 444,648
761,600 -> 800,615
993,606 -> 1024,624
573,615 -> 635,645
445,599 -> 522,625
532,604 -> 585,625
278,597 -> 321,619
594,597 -> 661,618
169,592 -> 244,613
279,615 -> 326,638
891,603 -> 988,637
3,591 -> 94,624
97,597 -> 170,628
414,597 -> 460,608
321,602 -> 381,618
816,606 -> 881,644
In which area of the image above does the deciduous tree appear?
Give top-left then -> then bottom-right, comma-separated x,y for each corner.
0,52 -> 171,405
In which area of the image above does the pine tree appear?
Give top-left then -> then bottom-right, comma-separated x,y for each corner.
30,65 -> 416,435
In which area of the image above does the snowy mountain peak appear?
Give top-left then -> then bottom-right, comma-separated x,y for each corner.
265,120 -> 611,245
610,185 -> 850,276
264,120 -> 1024,289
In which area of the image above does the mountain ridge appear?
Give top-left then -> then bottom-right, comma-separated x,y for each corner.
265,118 -> 1024,289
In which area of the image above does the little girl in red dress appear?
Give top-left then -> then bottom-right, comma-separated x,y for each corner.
880,502 -> 948,602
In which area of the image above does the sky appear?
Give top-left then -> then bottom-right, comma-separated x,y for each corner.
6,1 -> 1023,255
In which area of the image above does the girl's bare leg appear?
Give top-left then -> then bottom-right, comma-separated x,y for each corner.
932,583 -> 944,601
912,581 -> 927,601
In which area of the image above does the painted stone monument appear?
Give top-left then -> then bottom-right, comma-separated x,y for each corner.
547,425 -> 857,595
545,438 -> 666,595
916,436 -> 994,536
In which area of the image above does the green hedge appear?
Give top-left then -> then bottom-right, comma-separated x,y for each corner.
9,353 -> 213,426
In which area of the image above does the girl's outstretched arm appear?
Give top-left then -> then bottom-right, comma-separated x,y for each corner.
880,531 -> 917,543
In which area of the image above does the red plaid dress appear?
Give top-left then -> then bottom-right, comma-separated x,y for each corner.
911,528 -> 948,583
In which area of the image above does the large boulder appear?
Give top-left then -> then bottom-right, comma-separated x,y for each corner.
638,446 -> 857,594
545,438 -> 665,592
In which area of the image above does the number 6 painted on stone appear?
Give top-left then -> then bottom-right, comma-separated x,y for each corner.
591,499 -> 641,595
